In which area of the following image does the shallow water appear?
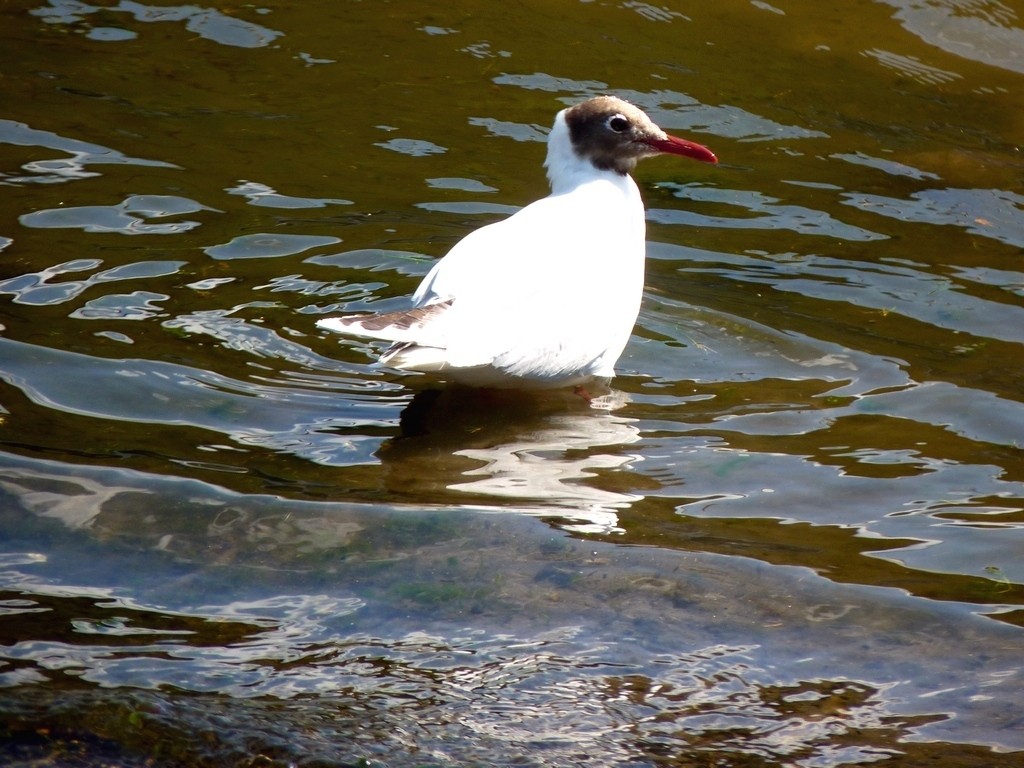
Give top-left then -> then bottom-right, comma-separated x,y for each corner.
1,0 -> 1023,765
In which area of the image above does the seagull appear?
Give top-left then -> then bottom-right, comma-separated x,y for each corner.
317,95 -> 717,391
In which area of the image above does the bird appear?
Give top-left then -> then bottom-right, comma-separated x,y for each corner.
317,95 -> 717,392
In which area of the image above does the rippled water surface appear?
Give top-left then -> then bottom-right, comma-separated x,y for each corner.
2,1 -> 1023,765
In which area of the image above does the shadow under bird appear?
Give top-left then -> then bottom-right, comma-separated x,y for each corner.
318,95 -> 718,391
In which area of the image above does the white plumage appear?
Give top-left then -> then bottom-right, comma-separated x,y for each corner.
317,95 -> 717,390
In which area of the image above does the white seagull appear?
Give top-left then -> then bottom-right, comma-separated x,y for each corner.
318,95 -> 717,391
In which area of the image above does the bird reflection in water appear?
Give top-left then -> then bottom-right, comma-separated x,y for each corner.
376,386 -> 643,534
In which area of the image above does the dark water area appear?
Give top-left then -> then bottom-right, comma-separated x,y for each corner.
1,0 -> 1023,766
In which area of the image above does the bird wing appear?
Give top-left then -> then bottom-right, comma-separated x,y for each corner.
316,300 -> 453,344
318,176 -> 646,381
412,180 -> 647,377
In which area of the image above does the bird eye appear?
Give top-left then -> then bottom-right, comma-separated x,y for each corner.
607,114 -> 630,133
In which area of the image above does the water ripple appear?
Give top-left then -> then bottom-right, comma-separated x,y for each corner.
19,195 -> 214,235
0,259 -> 186,306
0,119 -> 177,185
31,0 -> 284,49
844,187 -> 1024,248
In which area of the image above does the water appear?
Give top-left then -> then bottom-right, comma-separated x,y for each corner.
1,0 -> 1023,765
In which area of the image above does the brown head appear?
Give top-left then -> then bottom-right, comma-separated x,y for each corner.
562,95 -> 718,174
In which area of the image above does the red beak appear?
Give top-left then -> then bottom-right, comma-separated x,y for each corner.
648,134 -> 718,164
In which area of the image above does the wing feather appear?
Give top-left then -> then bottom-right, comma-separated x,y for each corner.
316,300 -> 453,343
